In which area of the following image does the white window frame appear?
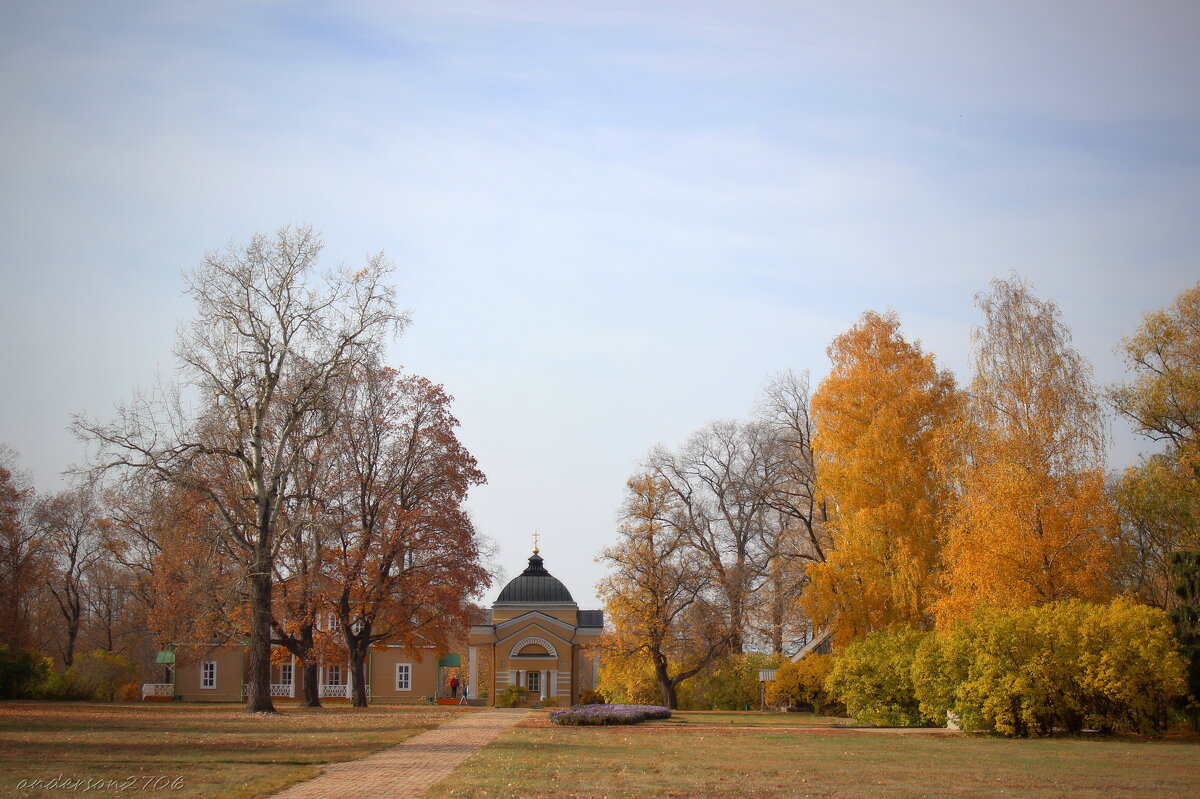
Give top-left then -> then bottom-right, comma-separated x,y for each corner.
279,662 -> 293,684
326,665 -> 342,686
396,663 -> 412,691
527,670 -> 540,693
200,661 -> 216,689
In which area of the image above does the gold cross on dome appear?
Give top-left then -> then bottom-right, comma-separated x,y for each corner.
532,531 -> 540,554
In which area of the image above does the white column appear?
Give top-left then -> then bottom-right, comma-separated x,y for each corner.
290,656 -> 296,698
347,661 -> 353,697
549,670 -> 557,699
510,670 -> 518,689
541,670 -> 548,700
468,647 -> 478,699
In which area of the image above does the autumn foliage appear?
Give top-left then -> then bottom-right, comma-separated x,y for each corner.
806,310 -> 960,642
939,277 -> 1120,621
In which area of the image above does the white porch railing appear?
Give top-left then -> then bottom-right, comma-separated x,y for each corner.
319,684 -> 348,698
141,683 -> 173,699
270,683 -> 293,697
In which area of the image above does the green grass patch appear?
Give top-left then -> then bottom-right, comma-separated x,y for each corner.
429,716 -> 1200,798
0,700 -> 468,798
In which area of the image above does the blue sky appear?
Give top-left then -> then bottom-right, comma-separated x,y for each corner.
2,1 -> 1198,605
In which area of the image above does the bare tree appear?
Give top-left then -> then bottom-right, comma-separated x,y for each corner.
35,486 -> 105,666
646,419 -> 787,652
0,447 -> 42,650
754,371 -> 829,653
76,226 -> 405,712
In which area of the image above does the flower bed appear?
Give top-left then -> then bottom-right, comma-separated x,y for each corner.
550,704 -> 671,726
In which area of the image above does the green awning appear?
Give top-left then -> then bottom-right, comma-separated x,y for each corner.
437,654 -> 461,668
155,650 -> 176,664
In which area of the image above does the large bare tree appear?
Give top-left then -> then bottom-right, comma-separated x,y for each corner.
77,225 -> 405,712
645,418 -> 789,652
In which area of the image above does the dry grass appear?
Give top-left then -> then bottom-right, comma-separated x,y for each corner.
0,700 -> 469,799
428,716 -> 1200,799
650,711 -> 865,728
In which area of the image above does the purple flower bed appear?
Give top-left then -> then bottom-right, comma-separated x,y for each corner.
550,704 -> 671,726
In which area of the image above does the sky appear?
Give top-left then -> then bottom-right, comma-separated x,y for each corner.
2,1 -> 1199,608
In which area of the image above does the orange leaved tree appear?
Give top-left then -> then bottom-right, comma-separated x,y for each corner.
939,276 -> 1119,622
325,366 -> 488,707
805,310 -> 961,644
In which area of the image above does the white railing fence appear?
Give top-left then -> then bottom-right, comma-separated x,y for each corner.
269,683 -> 293,697
141,683 -> 173,699
319,684 -> 348,698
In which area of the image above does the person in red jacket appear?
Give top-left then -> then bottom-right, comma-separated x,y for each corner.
450,675 -> 459,698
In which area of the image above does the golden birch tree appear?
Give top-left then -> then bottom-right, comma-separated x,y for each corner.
805,310 -> 961,644
939,276 -> 1119,622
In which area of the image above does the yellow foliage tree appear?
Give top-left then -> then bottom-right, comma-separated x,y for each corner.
1111,281 -> 1200,479
596,475 -> 729,709
939,276 -> 1119,622
1110,281 -> 1200,606
805,310 -> 961,643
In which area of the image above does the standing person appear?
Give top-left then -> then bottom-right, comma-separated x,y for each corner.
459,681 -> 469,705
450,675 -> 459,698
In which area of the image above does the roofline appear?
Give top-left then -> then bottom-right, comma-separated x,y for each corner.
492,601 -> 578,610
495,610 -> 577,634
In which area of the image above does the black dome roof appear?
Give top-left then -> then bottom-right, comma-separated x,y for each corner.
496,551 -> 575,604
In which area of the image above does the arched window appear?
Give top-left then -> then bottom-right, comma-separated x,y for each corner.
510,636 -> 559,659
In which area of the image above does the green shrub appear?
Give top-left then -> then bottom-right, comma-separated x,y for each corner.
496,685 -> 528,708
679,652 -> 784,710
70,649 -> 139,701
913,600 -> 1186,736
825,627 -> 933,727
0,646 -> 51,699
766,654 -> 834,712
578,689 -> 606,705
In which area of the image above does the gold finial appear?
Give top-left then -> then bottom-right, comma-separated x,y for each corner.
532,531 -> 540,554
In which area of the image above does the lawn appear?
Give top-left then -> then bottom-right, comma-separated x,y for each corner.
0,700 -> 468,799
651,710 -> 864,728
427,714 -> 1200,799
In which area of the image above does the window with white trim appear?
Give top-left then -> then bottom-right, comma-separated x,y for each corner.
527,670 -> 540,693
326,665 -> 342,686
279,663 -> 293,685
201,661 -> 216,689
396,663 -> 412,691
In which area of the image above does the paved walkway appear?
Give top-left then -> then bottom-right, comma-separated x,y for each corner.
272,709 -> 529,799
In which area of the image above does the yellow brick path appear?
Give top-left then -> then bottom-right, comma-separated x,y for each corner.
271,709 -> 529,799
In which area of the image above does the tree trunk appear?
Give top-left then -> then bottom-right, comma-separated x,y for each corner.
653,657 -> 678,710
342,610 -> 372,708
727,590 -> 745,653
244,558 -> 276,713
350,647 -> 369,708
298,662 -> 321,707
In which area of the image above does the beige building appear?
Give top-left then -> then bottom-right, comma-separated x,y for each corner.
468,548 -> 603,706
145,639 -> 453,703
